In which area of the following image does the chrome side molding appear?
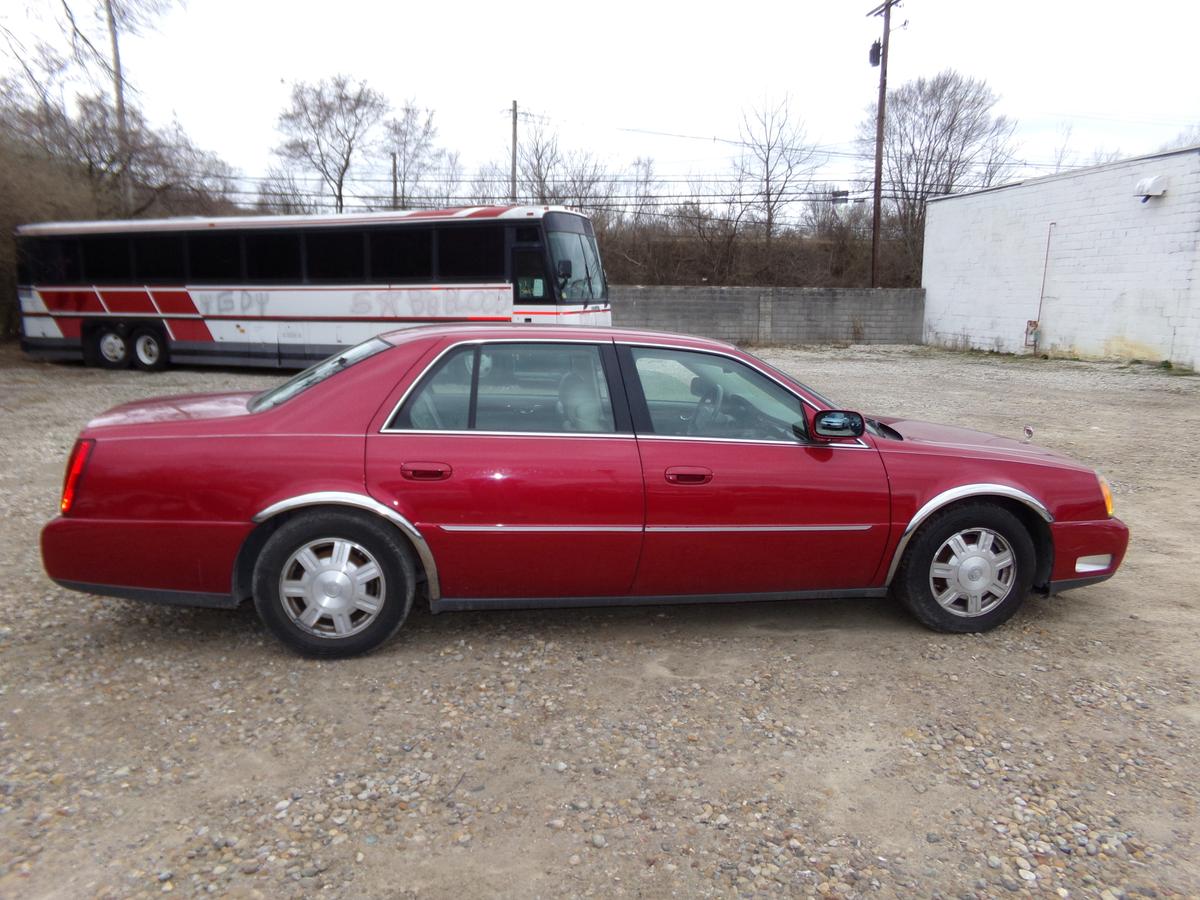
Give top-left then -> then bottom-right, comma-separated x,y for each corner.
884,484 -> 1053,586
252,491 -> 441,601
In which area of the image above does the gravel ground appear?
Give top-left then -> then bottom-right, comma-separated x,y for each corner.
0,341 -> 1197,899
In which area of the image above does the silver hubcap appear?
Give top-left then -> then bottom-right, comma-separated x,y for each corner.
929,527 -> 1016,617
279,538 -> 385,639
135,333 -> 160,365
99,332 -> 127,363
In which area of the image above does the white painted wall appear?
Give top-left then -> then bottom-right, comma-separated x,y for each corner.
922,147 -> 1200,368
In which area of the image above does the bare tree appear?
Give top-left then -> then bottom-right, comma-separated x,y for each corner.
1161,123 -> 1200,150
1051,124 -> 1074,174
383,103 -> 440,209
858,69 -> 1017,283
467,159 -> 509,206
518,126 -> 563,204
738,97 -> 817,251
256,165 -> 319,214
55,0 -> 181,214
628,156 -> 659,230
275,75 -> 388,213
426,150 -> 462,207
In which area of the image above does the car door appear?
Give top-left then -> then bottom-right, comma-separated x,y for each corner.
618,344 -> 892,597
366,339 -> 644,601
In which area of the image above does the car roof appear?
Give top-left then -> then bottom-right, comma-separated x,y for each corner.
380,323 -> 738,352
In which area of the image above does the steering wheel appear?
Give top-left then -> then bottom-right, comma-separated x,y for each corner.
688,383 -> 724,435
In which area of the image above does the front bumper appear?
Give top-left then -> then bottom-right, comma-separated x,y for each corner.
1044,516 -> 1129,594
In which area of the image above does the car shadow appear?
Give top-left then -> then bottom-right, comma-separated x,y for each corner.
72,592 -> 921,660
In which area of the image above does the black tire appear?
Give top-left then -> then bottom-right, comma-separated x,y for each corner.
90,323 -> 131,369
131,326 -> 169,371
892,502 -> 1036,633
252,510 -> 416,658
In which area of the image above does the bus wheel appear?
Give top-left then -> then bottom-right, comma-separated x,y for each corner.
132,326 -> 169,371
91,325 -> 131,369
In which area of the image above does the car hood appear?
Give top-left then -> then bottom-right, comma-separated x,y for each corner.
875,416 -> 1083,467
86,391 -> 258,429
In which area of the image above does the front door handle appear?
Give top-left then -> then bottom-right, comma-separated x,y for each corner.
665,466 -> 713,485
401,461 -> 452,481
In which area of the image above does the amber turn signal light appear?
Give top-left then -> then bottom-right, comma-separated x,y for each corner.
60,439 -> 95,514
1097,474 -> 1114,518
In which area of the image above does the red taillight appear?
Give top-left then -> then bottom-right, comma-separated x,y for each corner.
60,439 -> 95,514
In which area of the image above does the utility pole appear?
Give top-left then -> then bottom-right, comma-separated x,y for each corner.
391,152 -> 398,209
868,0 -> 898,288
510,100 -> 518,204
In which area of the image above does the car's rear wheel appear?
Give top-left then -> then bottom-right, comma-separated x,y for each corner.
131,326 -> 169,371
892,502 -> 1035,633
252,511 -> 415,658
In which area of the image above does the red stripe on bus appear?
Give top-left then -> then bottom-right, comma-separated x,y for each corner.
513,308 -> 613,316
152,290 -> 199,315
101,290 -> 156,314
465,206 -> 510,218
55,317 -> 83,338
40,289 -> 103,313
166,319 -> 213,341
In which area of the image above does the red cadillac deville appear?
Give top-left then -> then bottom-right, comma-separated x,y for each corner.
42,325 -> 1129,657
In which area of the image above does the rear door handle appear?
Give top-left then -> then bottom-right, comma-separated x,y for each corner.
665,466 -> 713,485
401,461 -> 452,481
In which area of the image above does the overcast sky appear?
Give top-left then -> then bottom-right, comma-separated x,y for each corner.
7,0 -> 1200,204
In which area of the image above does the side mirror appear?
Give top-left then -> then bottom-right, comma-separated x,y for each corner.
555,259 -> 572,280
812,409 -> 865,440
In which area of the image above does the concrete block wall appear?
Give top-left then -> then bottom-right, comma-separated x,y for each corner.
609,286 -> 925,345
922,147 -> 1200,368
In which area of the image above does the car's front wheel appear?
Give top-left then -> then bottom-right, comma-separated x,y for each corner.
892,502 -> 1035,633
252,510 -> 416,657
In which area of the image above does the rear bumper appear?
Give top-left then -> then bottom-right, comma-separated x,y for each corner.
50,578 -> 238,609
1045,516 -> 1129,592
42,515 -> 250,599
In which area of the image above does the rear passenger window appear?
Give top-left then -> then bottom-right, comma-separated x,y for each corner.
390,347 -> 474,431
389,343 -> 615,434
438,227 -> 505,281
476,343 -> 614,433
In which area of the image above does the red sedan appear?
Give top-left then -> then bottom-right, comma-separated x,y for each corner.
42,325 -> 1129,657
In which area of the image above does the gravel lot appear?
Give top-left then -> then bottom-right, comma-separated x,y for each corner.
1,341 -> 1197,899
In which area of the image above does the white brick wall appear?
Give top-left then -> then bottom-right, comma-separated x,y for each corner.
922,147 -> 1200,368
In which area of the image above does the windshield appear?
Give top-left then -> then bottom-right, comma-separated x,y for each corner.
248,337 -> 390,412
548,229 -> 607,301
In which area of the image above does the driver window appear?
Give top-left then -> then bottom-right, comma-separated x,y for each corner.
631,348 -> 803,442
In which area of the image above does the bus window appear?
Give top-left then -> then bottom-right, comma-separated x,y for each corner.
438,227 -> 505,282
82,236 -> 133,283
189,233 -> 242,282
306,230 -> 366,282
513,248 -> 550,303
369,227 -> 432,281
29,238 -> 82,284
133,234 -> 185,283
246,232 -> 302,282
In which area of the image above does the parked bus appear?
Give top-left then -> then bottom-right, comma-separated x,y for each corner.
16,205 -> 610,370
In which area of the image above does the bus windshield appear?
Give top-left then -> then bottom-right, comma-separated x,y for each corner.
548,229 -> 606,301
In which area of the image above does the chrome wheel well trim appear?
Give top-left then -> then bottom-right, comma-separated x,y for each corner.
884,484 -> 1053,586
252,491 -> 440,602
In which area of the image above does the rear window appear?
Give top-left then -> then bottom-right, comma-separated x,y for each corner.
248,338 -> 390,412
